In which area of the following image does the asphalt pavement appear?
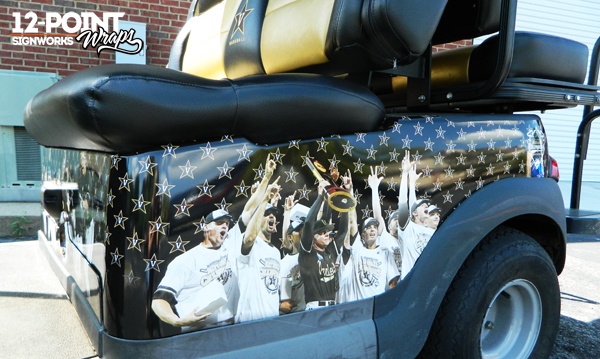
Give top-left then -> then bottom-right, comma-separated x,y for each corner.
0,181 -> 598,359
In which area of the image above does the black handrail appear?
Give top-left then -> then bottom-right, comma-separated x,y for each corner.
570,35 -> 600,209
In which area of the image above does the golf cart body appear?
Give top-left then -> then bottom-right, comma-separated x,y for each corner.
24,0 -> 600,357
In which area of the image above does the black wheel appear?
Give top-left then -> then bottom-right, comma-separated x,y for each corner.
419,227 -> 560,359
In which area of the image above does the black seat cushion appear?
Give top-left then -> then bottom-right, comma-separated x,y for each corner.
470,31 -> 589,84
24,64 -> 385,154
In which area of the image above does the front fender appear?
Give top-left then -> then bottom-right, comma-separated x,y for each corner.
375,177 -> 566,359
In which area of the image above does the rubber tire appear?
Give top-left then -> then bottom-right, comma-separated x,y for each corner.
419,227 -> 560,359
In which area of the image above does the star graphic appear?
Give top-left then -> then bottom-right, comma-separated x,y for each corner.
353,158 -> 365,173
425,116 -> 434,124
162,144 -> 179,158
467,140 -> 477,152
123,270 -> 140,285
297,184 -> 311,201
110,155 -> 121,170
443,191 -> 454,203
353,189 -> 363,204
179,160 -> 197,179
237,143 -> 253,162
317,137 -> 329,153
467,121 -> 475,128
234,180 -> 251,198
457,128 -> 467,140
149,217 -> 169,235
217,161 -> 234,179
413,122 -> 424,136
434,152 -> 445,165
476,177 -> 485,190
270,148 -> 285,164
455,178 -> 465,190
377,162 -> 387,177
132,194 -> 150,213
253,163 -> 266,180
389,148 -> 400,162
391,122 -> 402,134
496,150 -> 504,162
221,134 -> 234,142
174,198 -> 194,217
231,0 -> 253,38
168,235 -> 190,254
478,127 -> 486,139
361,205 -> 373,219
107,189 -> 116,208
446,140 -> 456,152
200,142 -> 218,160
401,135 -> 412,149
503,162 -> 512,174
435,126 -> 446,139
156,178 -> 175,197
114,210 -> 128,229
422,165 -> 433,178
466,165 -> 476,177
329,155 -> 341,169
139,156 -> 157,175
215,198 -> 232,212
519,161 -> 526,173
144,254 -> 165,272
110,248 -> 124,267
118,173 -> 134,191
342,141 -> 354,156
379,131 -> 390,146
355,132 -> 367,142
104,230 -> 112,245
285,166 -> 299,183
197,179 -> 215,198
424,138 -> 435,151
289,139 -> 301,149
456,153 -> 467,166
487,139 -> 496,150
432,177 -> 443,191
126,231 -> 146,252
366,145 -> 377,159
486,163 -> 495,175
193,219 -> 205,234
387,178 -> 397,191
444,165 -> 455,178
477,152 -> 487,164
300,152 -> 314,168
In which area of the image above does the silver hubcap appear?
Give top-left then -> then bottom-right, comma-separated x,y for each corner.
480,279 -> 542,358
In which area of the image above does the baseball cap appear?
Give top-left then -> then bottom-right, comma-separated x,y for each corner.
362,217 -> 378,231
388,209 -> 399,226
312,219 -> 335,235
205,209 -> 233,224
410,198 -> 430,213
264,204 -> 279,216
426,205 -> 441,215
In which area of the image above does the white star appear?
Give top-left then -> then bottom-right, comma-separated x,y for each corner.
487,139 -> 496,150
444,165 -> 455,178
467,140 -> 477,152
466,165 -> 476,177
457,128 -> 467,140
107,189 -> 116,207
234,180 -> 250,198
435,126 -> 446,139
455,178 -> 465,190
174,198 -> 194,217
317,137 -> 329,152
476,177 -> 485,190
196,179 -> 215,197
118,173 -> 134,191
504,162 -> 512,174
285,166 -> 299,183
297,185 -> 311,201
123,270 -> 140,285
114,210 -> 128,229
432,178 -> 443,191
401,135 -> 412,149
422,166 -> 433,178
126,231 -> 146,252
412,150 -> 423,164
391,122 -> 402,134
486,163 -> 495,175
434,152 -> 445,165
505,138 -> 513,148
200,142 -> 218,160
110,155 -> 122,170
149,217 -> 169,235
443,190 -> 454,203
168,235 -> 190,254
477,152 -> 486,164
353,158 -> 365,173
179,160 -> 197,179
156,179 -> 175,197
389,148 -> 400,162
139,156 -> 157,175
379,132 -> 390,146
132,194 -> 150,213
144,254 -> 165,272
342,141 -> 354,156
329,155 -> 341,169
215,198 -> 232,212
221,134 -> 234,142
446,140 -> 456,152
237,143 -> 253,162
356,132 -> 367,142
162,144 -> 179,158
413,122 -> 424,136
496,150 -> 504,162
424,138 -> 435,151
110,248 -> 124,267
289,139 -> 301,149
270,148 -> 285,164
456,153 -> 467,165
217,161 -> 234,179
366,145 -> 378,159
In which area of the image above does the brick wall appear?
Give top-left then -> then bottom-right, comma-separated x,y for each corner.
0,0 -> 190,77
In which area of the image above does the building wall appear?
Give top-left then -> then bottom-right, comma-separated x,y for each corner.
0,0 -> 190,77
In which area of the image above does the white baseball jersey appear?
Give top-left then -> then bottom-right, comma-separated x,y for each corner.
280,253 -> 305,312
399,220 -> 434,279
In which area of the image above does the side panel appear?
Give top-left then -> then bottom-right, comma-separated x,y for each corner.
375,177 -> 567,359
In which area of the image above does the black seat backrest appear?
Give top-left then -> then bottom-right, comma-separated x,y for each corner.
431,0 -> 502,45
169,0 -> 449,79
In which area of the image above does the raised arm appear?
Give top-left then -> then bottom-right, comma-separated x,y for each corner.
368,166 -> 385,236
241,184 -> 271,255
239,155 -> 277,226
300,182 -> 328,252
398,150 -> 412,230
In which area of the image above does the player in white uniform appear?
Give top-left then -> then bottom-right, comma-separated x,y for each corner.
397,151 -> 437,280
235,157 -> 282,323
279,220 -> 306,313
338,169 -> 399,303
151,209 -> 241,331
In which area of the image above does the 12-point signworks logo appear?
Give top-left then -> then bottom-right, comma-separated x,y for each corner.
10,11 -> 144,55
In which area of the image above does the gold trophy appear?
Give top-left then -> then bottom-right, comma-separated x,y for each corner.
305,158 -> 356,212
